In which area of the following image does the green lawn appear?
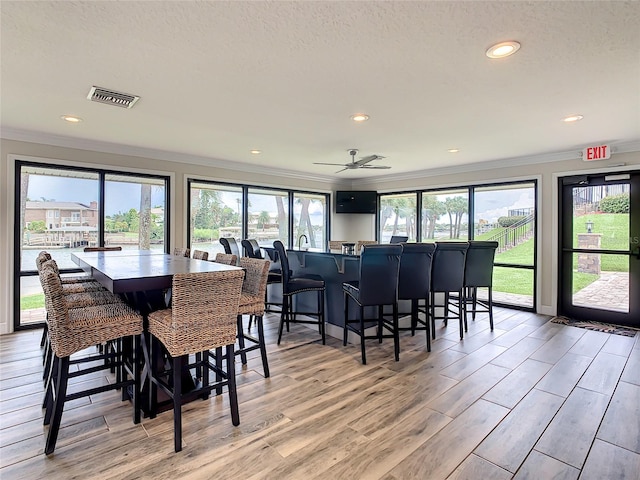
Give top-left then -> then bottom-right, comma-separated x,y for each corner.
21,293 -> 45,310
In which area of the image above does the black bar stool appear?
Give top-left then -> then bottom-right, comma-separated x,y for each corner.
397,242 -> 436,351
343,244 -> 402,364
273,240 -> 326,345
430,242 -> 469,340
464,241 -> 499,330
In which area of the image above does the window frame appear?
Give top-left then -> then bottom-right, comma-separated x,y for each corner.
13,160 -> 171,331
186,178 -> 330,251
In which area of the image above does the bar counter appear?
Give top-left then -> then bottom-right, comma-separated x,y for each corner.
265,247 -> 373,329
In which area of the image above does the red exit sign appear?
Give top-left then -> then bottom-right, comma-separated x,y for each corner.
582,144 -> 611,161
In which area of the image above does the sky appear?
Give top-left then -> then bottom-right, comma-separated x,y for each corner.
26,173 -> 533,222
27,175 -> 165,216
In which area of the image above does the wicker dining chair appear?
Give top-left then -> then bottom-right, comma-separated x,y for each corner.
214,253 -> 238,266
192,249 -> 209,261
39,259 -> 124,381
146,269 -> 245,453
36,251 -> 94,285
235,257 -> 271,377
39,267 -> 143,455
173,247 -> 191,257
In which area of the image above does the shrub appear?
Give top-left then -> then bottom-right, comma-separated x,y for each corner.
497,215 -> 525,227
598,193 -> 629,213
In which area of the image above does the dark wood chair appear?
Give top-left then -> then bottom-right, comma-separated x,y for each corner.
343,244 -> 402,364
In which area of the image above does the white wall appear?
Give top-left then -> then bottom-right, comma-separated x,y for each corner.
2,137 -> 639,333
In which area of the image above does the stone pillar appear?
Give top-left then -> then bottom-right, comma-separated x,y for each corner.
577,233 -> 602,274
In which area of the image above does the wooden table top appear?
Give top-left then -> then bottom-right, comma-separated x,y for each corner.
71,250 -> 241,293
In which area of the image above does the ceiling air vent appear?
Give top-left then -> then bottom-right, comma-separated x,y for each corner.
87,86 -> 140,109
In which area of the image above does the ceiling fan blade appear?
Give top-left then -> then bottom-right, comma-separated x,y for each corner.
313,162 -> 349,166
355,154 -> 386,166
335,167 -> 348,174
360,165 -> 391,169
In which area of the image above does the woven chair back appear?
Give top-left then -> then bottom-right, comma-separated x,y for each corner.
239,257 -> 270,298
215,253 -> 238,265
170,270 -> 245,351
192,249 -> 209,261
173,248 -> 191,257
356,240 -> 377,253
36,251 -> 52,271
39,267 -> 68,356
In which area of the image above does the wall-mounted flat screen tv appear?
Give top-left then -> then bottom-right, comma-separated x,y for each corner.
335,190 -> 377,214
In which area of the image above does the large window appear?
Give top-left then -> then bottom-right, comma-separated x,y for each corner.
188,179 -> 328,254
421,189 -> 469,242
378,181 -> 536,310
190,183 -> 242,258
247,188 -> 289,246
15,162 -> 169,329
474,183 -> 536,308
379,193 -> 417,242
294,192 -> 327,249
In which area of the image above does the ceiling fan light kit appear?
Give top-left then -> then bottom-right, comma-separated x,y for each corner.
313,149 -> 391,173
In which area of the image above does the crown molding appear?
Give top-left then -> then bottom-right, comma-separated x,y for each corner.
0,127 -> 340,185
3,128 -> 638,189
351,140 -> 640,187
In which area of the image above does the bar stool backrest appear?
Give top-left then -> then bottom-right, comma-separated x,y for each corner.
357,244 -> 402,306
390,235 -> 409,244
242,239 -> 263,259
238,257 -> 271,311
431,242 -> 469,292
272,241 -> 292,292
464,241 -> 498,287
39,267 -> 68,356
219,237 -> 240,258
398,243 -> 436,300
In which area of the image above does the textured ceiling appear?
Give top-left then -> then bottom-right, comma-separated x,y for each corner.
1,1 -> 639,180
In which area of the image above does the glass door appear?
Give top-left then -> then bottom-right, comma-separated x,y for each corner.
559,172 -> 639,327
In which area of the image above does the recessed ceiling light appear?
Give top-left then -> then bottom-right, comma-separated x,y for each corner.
486,41 -> 521,59
448,148 -> 460,153
250,149 -> 261,155
563,115 -> 584,123
350,113 -> 369,122
60,115 -> 82,123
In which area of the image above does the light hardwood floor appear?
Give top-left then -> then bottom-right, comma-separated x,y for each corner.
1,308 -> 639,479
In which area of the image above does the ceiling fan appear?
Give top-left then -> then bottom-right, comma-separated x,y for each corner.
313,149 -> 391,173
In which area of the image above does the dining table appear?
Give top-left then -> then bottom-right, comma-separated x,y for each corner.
71,249 -> 240,294
70,249 -> 243,414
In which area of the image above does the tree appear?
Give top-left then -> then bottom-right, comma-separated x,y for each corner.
444,196 -> 468,238
422,195 -> 445,239
139,184 -> 152,249
275,196 -> 287,241
257,211 -> 270,231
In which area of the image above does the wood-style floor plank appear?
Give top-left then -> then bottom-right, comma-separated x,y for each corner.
535,387 -> 610,468
1,309 -> 638,480
596,381 -> 640,453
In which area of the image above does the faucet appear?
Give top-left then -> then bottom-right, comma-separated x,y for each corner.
297,234 -> 308,249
